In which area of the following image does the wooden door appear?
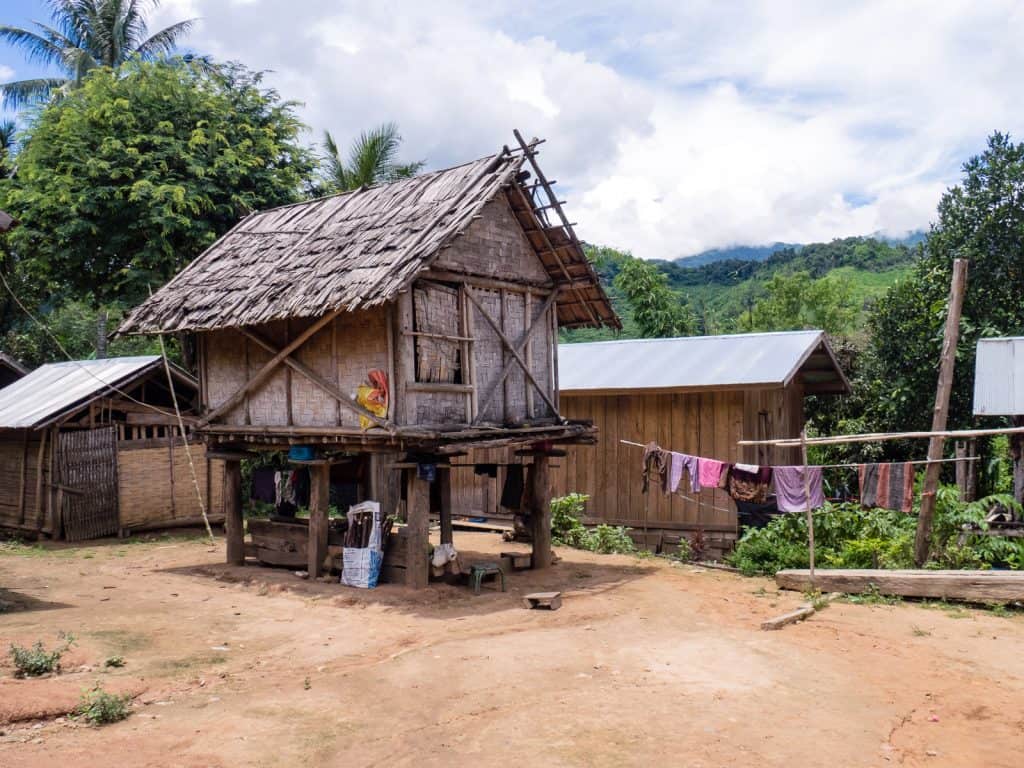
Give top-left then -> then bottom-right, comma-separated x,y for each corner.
58,427 -> 120,541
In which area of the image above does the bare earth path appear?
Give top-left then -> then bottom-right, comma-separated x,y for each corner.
1,532 -> 1022,767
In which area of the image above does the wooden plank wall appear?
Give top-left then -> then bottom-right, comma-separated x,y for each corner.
547,386 -> 805,532
118,439 -> 225,529
0,430 -> 53,535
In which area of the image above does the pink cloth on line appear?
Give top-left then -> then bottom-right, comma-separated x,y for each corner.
697,458 -> 727,489
669,453 -> 701,493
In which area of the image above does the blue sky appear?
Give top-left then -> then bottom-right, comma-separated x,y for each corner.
3,0 -> 1024,259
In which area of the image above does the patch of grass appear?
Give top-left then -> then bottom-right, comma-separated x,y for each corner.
911,625 -> 931,637
87,629 -> 151,655
920,599 -> 973,619
9,632 -> 75,678
104,655 -> 126,669
160,653 -> 227,673
75,685 -> 132,725
803,589 -> 831,611
839,585 -> 901,606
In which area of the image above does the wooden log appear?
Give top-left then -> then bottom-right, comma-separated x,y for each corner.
405,469 -> 430,589
915,258 -> 968,565
530,454 -> 552,569
775,569 -> 1024,602
224,460 -> 244,566
308,463 -> 330,578
761,605 -> 815,631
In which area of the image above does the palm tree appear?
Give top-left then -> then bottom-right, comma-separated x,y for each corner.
0,0 -> 198,109
0,120 -> 15,154
322,122 -> 425,192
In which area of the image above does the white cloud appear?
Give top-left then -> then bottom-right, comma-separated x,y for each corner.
151,0 -> 1024,259
0,66 -> 13,82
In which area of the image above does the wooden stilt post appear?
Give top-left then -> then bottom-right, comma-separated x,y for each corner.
308,463 -> 330,578
530,454 -> 552,569
405,468 -> 430,589
800,430 -> 815,583
224,459 -> 244,566
438,467 -> 453,546
915,258 -> 968,566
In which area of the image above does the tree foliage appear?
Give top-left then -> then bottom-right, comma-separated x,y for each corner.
859,132 -> 1024,448
613,257 -> 695,338
3,60 -> 315,309
747,270 -> 857,337
0,0 -> 199,109
321,122 -> 424,193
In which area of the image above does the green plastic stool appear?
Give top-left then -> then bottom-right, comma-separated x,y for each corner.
470,562 -> 506,595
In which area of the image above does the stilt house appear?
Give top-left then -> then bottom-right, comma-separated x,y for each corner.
0,356 -> 224,540
119,135 -> 619,587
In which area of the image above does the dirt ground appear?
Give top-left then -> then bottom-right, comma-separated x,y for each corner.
1,531 -> 1022,768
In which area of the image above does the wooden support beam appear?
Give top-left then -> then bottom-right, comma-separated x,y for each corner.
915,258 -> 968,566
761,604 -> 815,631
308,463 -> 330,578
529,454 -> 552,569
200,308 -> 344,426
405,469 -> 430,589
224,459 -> 244,566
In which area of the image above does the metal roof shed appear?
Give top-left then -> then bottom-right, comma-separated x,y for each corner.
973,337 -> 1024,416
0,356 -> 224,541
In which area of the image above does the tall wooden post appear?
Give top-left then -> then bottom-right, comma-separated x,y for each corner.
800,430 -> 815,582
438,467 -> 453,546
915,258 -> 968,566
224,459 -> 244,566
308,463 -> 330,577
405,468 -> 430,589
530,454 -> 552,569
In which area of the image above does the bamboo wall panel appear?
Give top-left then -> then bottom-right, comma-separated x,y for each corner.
413,283 -> 460,383
334,308 -> 389,429
503,291 -> 527,423
204,329 -> 248,425
247,320 -> 290,426
291,317 -> 338,427
415,391 -> 466,426
529,299 -> 554,419
435,196 -> 553,285
117,440 -> 224,529
59,427 -> 119,541
472,289 -> 505,423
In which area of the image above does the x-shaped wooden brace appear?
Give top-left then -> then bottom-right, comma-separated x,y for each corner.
465,286 -> 561,425
198,309 -> 395,432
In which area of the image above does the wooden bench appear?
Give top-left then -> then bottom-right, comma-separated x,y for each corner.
523,591 -> 561,610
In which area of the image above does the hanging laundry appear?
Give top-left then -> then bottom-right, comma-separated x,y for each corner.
859,462 -> 914,513
500,465 -> 525,510
669,453 -> 701,493
726,464 -> 774,503
697,458 -> 729,490
417,463 -> 437,483
772,466 -> 825,513
642,442 -> 670,494
250,467 -> 276,504
735,498 -> 780,529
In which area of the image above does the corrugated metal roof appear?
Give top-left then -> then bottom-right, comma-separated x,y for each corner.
973,338 -> 1024,415
558,331 -> 847,393
0,356 -> 162,429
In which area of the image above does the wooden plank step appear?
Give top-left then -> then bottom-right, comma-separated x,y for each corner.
776,569 -> 1024,602
523,591 -> 561,610
500,551 -> 532,571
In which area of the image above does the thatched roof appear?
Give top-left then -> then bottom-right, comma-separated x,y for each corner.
120,147 -> 619,335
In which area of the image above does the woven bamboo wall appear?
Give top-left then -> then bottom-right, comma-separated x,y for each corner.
0,431 -> 51,534
436,196 -> 552,285
117,440 -> 224,529
201,308 -> 389,428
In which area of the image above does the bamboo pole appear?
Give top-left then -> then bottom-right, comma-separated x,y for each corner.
801,430 -> 815,582
915,258 -> 968,566
738,425 -> 1024,448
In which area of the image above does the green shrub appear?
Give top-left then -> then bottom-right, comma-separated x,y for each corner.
76,686 -> 132,725
9,632 -> 75,678
549,493 -> 635,554
585,525 -> 636,555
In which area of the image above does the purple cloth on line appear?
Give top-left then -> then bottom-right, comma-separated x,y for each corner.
772,466 -> 825,513
669,453 -> 700,493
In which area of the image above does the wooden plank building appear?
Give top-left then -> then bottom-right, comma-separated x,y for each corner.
119,134 -> 619,587
548,332 -> 849,556
0,356 -> 224,540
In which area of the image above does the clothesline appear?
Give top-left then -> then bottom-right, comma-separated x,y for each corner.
737,424 -> 1024,448
618,440 -> 978,469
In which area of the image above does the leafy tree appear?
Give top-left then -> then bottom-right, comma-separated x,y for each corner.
321,122 -> 424,192
3,60 -> 315,309
748,271 -> 857,337
613,257 -> 695,338
0,0 -> 198,109
858,132 -> 1024,467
